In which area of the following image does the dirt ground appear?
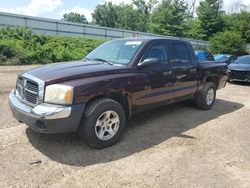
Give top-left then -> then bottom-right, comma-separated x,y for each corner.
0,65 -> 250,188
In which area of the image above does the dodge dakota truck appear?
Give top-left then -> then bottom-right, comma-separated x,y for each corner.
9,38 -> 229,148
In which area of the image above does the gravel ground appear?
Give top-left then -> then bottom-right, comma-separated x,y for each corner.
0,65 -> 250,188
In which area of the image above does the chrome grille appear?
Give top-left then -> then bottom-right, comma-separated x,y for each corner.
26,80 -> 39,93
16,77 -> 39,106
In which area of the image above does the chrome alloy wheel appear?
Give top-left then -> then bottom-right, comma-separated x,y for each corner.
95,110 -> 120,141
206,88 -> 215,106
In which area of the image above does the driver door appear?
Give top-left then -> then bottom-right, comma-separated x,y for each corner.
133,41 -> 174,107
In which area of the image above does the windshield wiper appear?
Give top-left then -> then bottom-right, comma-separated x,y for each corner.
90,58 -> 114,65
83,57 -> 91,62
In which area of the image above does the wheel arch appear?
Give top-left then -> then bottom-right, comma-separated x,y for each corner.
85,92 -> 131,118
205,76 -> 219,89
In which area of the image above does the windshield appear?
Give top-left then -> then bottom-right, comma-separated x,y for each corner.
215,54 -> 230,62
86,39 -> 144,65
233,56 -> 250,64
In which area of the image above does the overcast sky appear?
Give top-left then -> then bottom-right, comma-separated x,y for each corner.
0,0 -> 249,22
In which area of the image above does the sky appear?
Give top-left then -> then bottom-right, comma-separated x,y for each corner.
0,0 -> 249,22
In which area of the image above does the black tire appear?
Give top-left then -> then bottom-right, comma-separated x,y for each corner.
78,98 -> 126,148
195,82 -> 216,110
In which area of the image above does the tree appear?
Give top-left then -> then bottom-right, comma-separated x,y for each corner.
223,11 -> 250,43
184,19 -> 205,40
115,0 -> 157,32
148,0 -> 189,37
115,4 -> 139,31
197,0 -> 225,40
92,0 -> 157,32
92,2 -> 118,28
132,0 -> 157,32
62,12 -> 88,24
208,30 -> 246,55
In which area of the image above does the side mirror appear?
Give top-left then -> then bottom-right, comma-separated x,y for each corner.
138,58 -> 160,68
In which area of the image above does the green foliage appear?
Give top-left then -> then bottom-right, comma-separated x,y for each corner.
115,4 -> 139,31
184,19 -> 205,40
90,0 -> 250,48
0,42 -> 19,65
148,0 -> 189,37
1,0 -> 250,65
223,11 -> 250,43
208,30 -> 246,55
62,12 -> 88,24
197,0 -> 225,40
0,27 -> 105,65
0,26 -> 33,40
92,0 -> 156,32
92,2 -> 118,28
90,0 -> 250,49
132,0 -> 157,32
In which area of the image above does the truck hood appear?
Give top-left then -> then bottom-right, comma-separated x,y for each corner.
22,60 -> 128,85
228,63 -> 250,71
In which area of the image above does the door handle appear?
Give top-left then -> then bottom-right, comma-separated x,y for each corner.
163,71 -> 172,76
190,68 -> 196,73
176,75 -> 186,79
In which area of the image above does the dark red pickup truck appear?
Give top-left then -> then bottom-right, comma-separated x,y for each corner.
9,38 -> 229,148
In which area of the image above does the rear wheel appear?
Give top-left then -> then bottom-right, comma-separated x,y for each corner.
78,98 -> 126,148
195,82 -> 216,110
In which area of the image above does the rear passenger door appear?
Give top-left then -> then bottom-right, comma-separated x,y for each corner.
170,42 -> 198,99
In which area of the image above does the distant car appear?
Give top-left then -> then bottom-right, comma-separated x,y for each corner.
215,54 -> 237,65
229,55 -> 250,82
195,51 -> 214,61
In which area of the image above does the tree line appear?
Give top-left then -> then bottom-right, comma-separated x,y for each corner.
63,0 -> 250,55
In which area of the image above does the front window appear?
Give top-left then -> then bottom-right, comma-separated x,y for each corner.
233,56 -> 250,64
86,39 -> 144,65
141,42 -> 169,64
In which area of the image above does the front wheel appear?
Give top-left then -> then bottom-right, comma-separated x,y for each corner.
78,98 -> 126,148
195,82 -> 216,110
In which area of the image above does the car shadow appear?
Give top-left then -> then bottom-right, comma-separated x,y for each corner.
26,99 -> 243,167
229,81 -> 250,86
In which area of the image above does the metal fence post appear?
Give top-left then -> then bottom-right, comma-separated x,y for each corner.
56,22 -> 58,36
24,17 -> 27,27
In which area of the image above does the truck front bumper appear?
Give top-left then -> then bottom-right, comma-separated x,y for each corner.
9,90 -> 85,134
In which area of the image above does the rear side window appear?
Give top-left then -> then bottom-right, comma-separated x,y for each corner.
205,52 -> 214,61
172,43 -> 191,63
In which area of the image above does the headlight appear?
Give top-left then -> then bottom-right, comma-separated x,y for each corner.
44,84 -> 73,105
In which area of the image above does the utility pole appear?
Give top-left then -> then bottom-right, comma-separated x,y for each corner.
188,0 -> 197,18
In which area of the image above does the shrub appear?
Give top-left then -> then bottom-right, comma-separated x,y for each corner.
0,27 -> 106,65
208,30 -> 247,56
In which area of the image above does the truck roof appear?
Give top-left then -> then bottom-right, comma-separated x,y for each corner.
112,37 -> 188,43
